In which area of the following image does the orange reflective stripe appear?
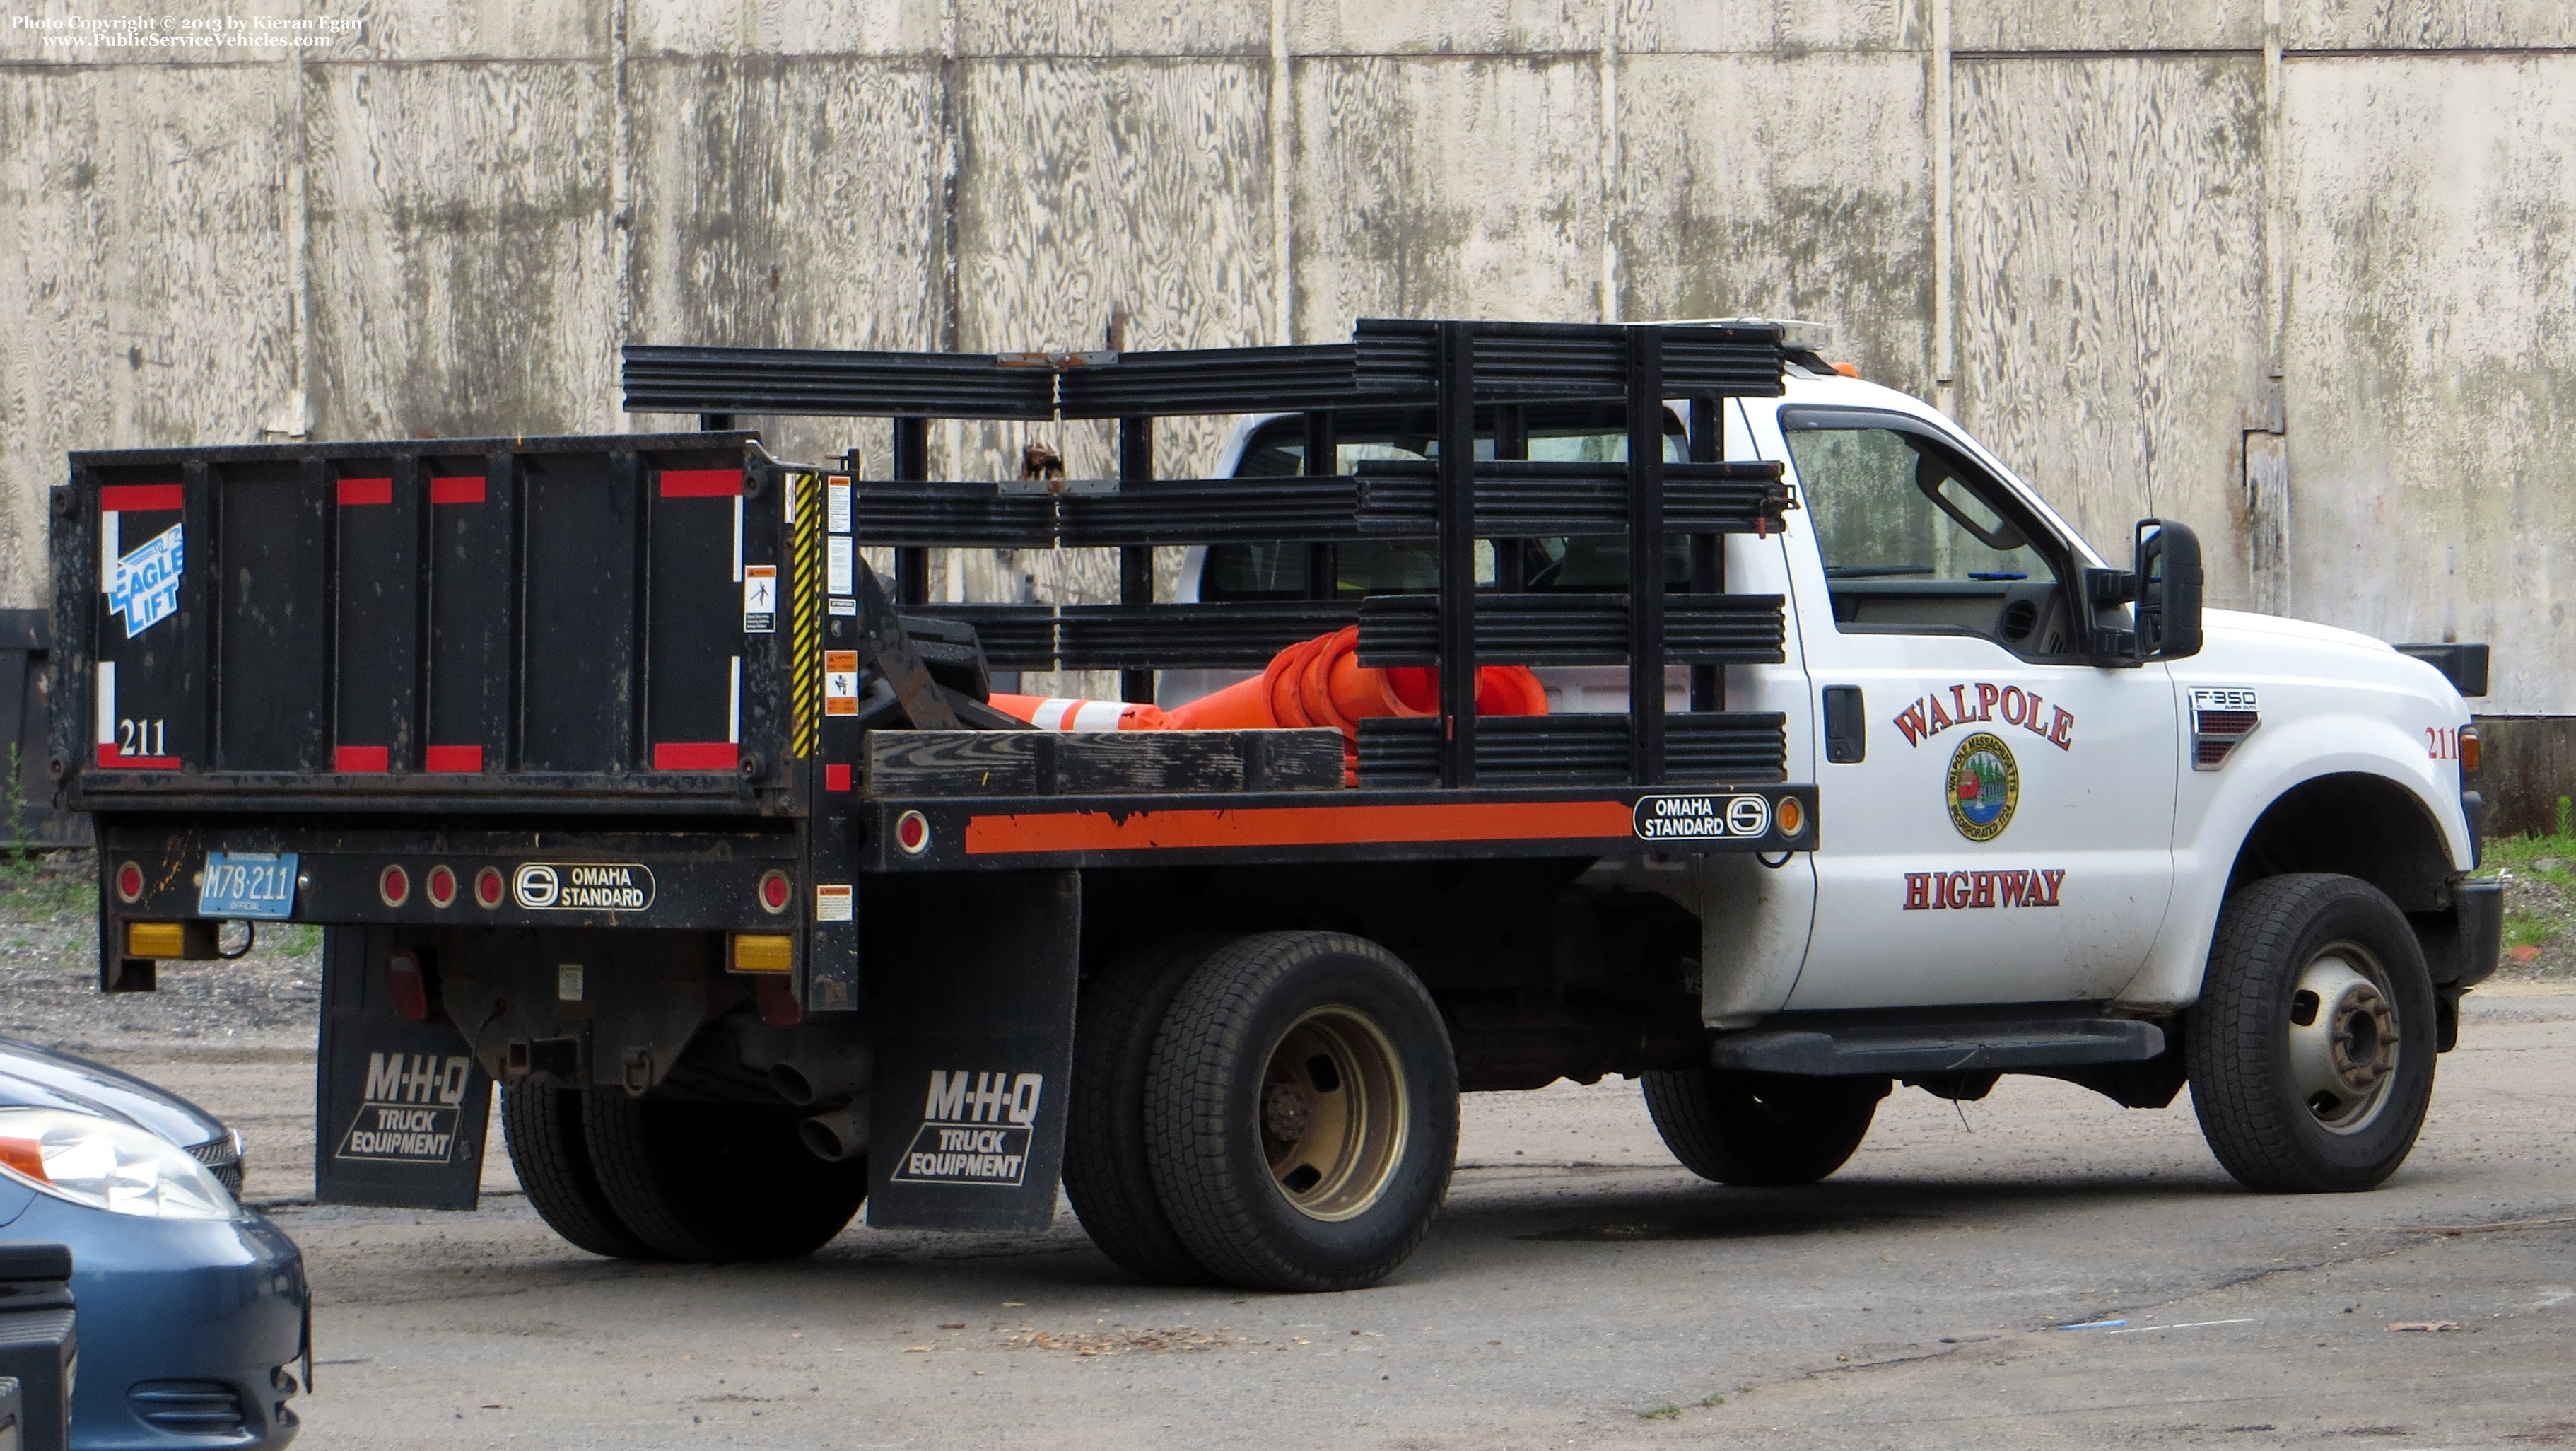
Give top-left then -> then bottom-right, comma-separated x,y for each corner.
964,800 -> 1633,854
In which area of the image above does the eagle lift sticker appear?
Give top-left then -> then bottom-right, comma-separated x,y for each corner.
512,862 -> 655,911
1894,682 -> 2074,752
892,1071 -> 1046,1187
335,1051 -> 474,1164
1634,793 -> 1772,840
1904,868 -> 2065,910
1945,733 -> 2020,842
107,523 -> 185,637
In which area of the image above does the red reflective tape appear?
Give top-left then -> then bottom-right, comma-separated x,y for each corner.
334,745 -> 390,773
964,800 -> 1635,855
336,478 -> 393,507
824,763 -> 853,793
100,484 -> 182,513
658,469 -> 744,499
423,745 -> 484,772
95,744 -> 180,770
428,477 -> 486,505
652,742 -> 739,771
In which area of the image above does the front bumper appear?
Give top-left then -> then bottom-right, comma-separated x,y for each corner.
0,1189 -> 305,1449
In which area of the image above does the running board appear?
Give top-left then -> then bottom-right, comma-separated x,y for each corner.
1709,1018 -> 2164,1077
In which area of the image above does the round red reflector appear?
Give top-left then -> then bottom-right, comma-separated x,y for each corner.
895,810 -> 931,855
757,870 -> 792,914
378,864 -> 411,908
115,861 -> 144,904
474,866 -> 505,909
425,864 -> 458,909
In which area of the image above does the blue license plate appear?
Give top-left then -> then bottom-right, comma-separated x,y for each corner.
199,852 -> 298,920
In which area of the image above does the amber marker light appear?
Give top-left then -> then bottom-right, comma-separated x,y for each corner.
126,923 -> 186,958
1776,796 -> 1808,839
731,934 -> 795,973
2461,726 -> 2481,774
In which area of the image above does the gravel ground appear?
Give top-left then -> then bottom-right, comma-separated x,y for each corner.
0,850 -> 322,1055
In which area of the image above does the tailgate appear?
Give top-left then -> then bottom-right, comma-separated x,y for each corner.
51,431 -> 788,814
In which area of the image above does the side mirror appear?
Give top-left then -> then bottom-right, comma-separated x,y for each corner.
2132,518 -> 2203,661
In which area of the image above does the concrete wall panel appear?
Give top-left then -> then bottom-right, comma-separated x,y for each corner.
304,61 -> 620,440
1292,55 -> 1603,337
958,0 -> 1267,57
0,67 -> 297,606
628,0 -> 935,58
1950,57 -> 2271,594
1287,1 -> 1601,57
2281,56 -> 2576,711
2285,0 -> 2576,50
1616,51 -> 1935,391
1952,0 -> 2261,52
1615,0 -> 1923,54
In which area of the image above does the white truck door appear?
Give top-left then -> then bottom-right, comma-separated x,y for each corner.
1752,403 -> 2179,1009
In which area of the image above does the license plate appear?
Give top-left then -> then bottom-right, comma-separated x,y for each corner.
199,852 -> 299,920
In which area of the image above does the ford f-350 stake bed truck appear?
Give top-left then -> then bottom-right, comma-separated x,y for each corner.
53,320 -> 2498,1293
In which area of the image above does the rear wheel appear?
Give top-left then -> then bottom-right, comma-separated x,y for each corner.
2185,873 -> 2437,1193
1145,932 -> 1458,1293
582,1093 -> 867,1261
1064,936 -> 1229,1286
500,1080 -> 660,1259
1641,1069 -> 1885,1186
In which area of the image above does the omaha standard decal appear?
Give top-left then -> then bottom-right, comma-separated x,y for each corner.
335,1051 -> 473,1163
1904,868 -> 2065,909
891,1070 -> 1044,1187
1634,793 -> 1771,840
512,862 -> 655,911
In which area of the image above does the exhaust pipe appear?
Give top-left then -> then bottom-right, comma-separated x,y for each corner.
769,1044 -> 872,1107
799,1104 -> 869,1163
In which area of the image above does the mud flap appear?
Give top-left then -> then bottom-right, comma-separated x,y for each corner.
865,872 -> 1079,1232
315,927 -> 493,1210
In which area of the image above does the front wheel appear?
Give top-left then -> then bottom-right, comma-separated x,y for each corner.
2185,873 -> 2437,1193
1641,1069 -> 1885,1186
1144,932 -> 1459,1293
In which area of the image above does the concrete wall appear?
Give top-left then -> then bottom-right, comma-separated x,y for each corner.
5,1 -> 2573,705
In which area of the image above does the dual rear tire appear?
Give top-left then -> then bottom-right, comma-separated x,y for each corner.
1066,931 -> 1459,1293
503,1086 -> 867,1262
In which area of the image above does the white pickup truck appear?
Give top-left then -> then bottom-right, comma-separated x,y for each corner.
1166,348 -> 2500,1195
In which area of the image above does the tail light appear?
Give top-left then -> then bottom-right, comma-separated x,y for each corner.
2460,725 -> 2481,774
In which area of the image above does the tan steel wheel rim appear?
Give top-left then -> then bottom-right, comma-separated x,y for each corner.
1260,1006 -> 1409,1222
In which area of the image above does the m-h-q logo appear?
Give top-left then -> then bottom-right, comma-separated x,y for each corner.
893,1070 -> 1046,1188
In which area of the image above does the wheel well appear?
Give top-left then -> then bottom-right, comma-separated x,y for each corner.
2226,772 -> 2455,912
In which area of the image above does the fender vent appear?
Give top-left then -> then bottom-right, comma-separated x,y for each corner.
130,1380 -> 247,1436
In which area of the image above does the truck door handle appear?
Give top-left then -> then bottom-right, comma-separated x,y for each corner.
1823,686 -> 1866,763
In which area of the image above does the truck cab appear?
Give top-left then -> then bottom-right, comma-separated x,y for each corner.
1181,351 -> 2497,1121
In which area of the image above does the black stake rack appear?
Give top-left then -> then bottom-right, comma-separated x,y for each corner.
631,319 -> 1792,791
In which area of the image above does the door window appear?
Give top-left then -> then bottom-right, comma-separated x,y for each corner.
1782,417 -> 2077,656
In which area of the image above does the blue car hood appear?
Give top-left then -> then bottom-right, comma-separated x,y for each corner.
0,1036 -> 231,1150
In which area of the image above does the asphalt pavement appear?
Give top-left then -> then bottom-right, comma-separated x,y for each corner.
111,985 -> 2576,1450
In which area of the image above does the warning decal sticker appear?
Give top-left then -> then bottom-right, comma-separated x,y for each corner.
335,1052 -> 473,1164
824,651 -> 862,716
743,564 -> 778,634
891,1070 -> 1044,1187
